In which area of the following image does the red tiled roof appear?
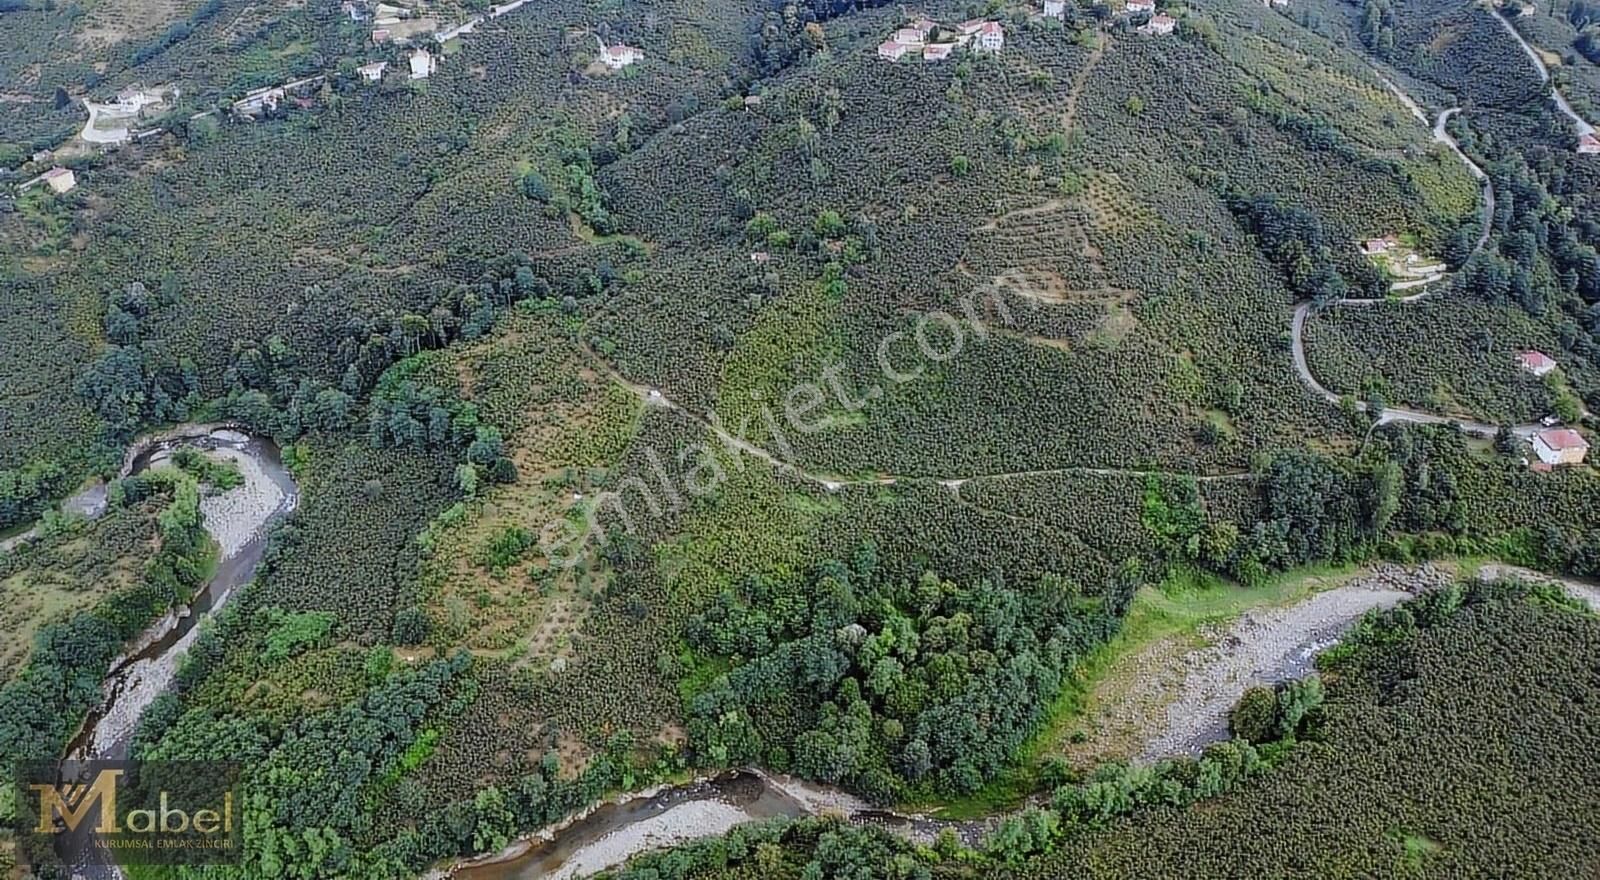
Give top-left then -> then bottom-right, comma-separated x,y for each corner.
1536,428 -> 1589,450
979,21 -> 1003,34
1518,350 -> 1556,370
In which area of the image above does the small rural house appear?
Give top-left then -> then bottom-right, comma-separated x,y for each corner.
42,167 -> 76,194
1043,0 -> 1068,17
372,28 -> 392,43
1138,12 -> 1176,33
909,16 -> 937,37
878,40 -> 912,60
1361,234 -> 1399,255
357,61 -> 388,82
602,44 -> 643,69
894,27 -> 928,45
975,21 -> 1005,52
1126,0 -> 1157,13
1532,428 -> 1590,466
923,42 -> 955,61
957,18 -> 988,35
1517,350 -> 1557,377
409,48 -> 436,79
1578,133 -> 1600,154
234,86 -> 285,115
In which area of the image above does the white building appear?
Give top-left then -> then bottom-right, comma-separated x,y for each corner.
1126,0 -> 1156,12
357,61 -> 388,82
1138,12 -> 1176,33
1532,428 -> 1590,466
602,44 -> 643,69
923,42 -> 955,61
41,167 -> 76,194
409,48 -> 436,79
975,21 -> 1005,52
1043,0 -> 1068,16
893,27 -> 928,45
878,40 -> 912,61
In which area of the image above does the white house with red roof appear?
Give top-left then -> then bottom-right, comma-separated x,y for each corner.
1579,133 -> 1600,155
1517,350 -> 1557,377
878,40 -> 912,60
923,42 -> 955,61
975,21 -> 1005,52
601,44 -> 643,69
909,16 -> 937,37
893,27 -> 928,45
1532,428 -> 1590,466
1138,12 -> 1176,34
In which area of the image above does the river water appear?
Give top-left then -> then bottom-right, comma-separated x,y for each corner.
38,426 -> 298,879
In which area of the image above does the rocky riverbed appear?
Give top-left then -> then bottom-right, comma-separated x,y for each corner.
1139,564 -> 1450,760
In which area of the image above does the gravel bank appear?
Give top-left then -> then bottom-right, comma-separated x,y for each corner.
197,447 -> 285,557
545,801 -> 760,880
1139,565 -> 1449,759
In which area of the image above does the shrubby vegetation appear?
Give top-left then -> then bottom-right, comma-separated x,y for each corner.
0,466 -> 210,773
684,549 -> 1117,802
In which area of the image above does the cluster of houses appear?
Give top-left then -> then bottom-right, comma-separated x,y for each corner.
1514,350 -> 1591,469
877,16 -> 1004,62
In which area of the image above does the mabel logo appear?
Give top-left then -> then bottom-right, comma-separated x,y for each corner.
15,760 -> 241,867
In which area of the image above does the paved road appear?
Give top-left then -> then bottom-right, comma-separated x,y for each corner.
1290,89 -> 1543,439
1491,7 -> 1596,137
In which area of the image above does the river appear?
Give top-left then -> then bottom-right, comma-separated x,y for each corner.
43,426 -> 299,879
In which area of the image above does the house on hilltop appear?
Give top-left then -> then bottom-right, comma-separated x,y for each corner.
1532,428 -> 1590,466
357,61 -> 388,82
